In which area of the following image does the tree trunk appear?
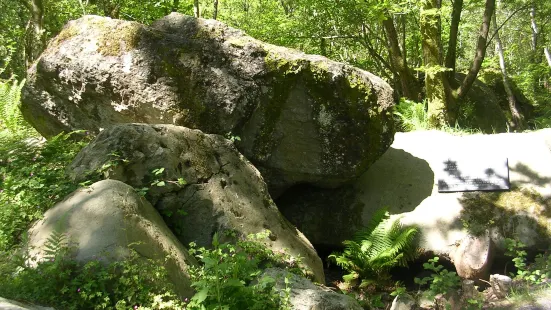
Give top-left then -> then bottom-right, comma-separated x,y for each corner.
194,0 -> 200,18
382,15 -> 421,101
492,12 -> 524,130
20,0 -> 45,70
420,0 -> 453,127
213,0 -> 219,19
530,5 -> 538,53
454,0 -> 495,102
445,0 -> 463,80
545,47 -> 551,68
172,0 -> 180,12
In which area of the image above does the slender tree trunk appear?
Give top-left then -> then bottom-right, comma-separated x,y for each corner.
492,13 -> 524,130
213,0 -> 219,19
445,0 -> 463,80
421,0 -> 453,127
20,0 -> 45,70
171,0 -> 179,12
530,5 -> 538,53
545,47 -> 551,68
194,0 -> 200,18
454,0 -> 495,102
382,15 -> 421,101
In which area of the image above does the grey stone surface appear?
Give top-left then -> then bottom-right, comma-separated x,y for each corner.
260,268 -> 362,310
490,274 -> 512,299
277,129 -> 551,259
390,293 -> 416,310
436,155 -> 510,192
0,297 -> 55,310
68,123 -> 325,283
27,179 -> 197,298
21,14 -> 395,196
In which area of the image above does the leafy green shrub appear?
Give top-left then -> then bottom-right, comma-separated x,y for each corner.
414,257 -> 461,299
329,208 -> 419,287
504,238 -> 551,285
188,234 -> 296,310
0,244 -> 186,310
0,77 -> 27,132
0,130 -> 90,251
394,98 -> 429,132
186,232 -> 293,310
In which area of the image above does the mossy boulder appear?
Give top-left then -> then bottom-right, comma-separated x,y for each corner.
68,123 -> 325,283
21,14 -> 395,196
478,69 -> 535,122
453,73 -> 508,133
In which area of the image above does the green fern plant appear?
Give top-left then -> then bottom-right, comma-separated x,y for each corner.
394,98 -> 429,132
329,208 -> 419,287
43,230 -> 68,261
0,77 -> 27,132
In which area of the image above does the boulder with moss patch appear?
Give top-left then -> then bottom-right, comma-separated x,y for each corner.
21,14 -> 395,196
68,123 -> 325,283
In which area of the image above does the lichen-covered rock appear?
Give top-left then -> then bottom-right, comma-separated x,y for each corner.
27,179 -> 197,298
259,268 -> 362,310
21,14 -> 394,195
68,123 -> 325,283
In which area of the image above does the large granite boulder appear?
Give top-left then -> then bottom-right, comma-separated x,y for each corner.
21,14 -> 395,196
278,130 -> 551,265
27,179 -> 197,298
68,123 -> 325,283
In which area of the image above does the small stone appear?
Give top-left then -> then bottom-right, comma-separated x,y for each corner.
490,274 -> 512,299
390,293 -> 416,310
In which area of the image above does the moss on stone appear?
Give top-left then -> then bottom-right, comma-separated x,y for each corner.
49,25 -> 79,49
96,21 -> 143,57
460,188 -> 551,238
227,37 -> 251,48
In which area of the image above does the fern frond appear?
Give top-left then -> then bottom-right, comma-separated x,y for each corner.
332,207 -> 420,287
353,207 -> 389,243
0,78 -> 27,132
43,230 -> 67,260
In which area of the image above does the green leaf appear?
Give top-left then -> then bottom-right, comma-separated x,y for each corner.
155,181 -> 165,187
192,287 -> 209,303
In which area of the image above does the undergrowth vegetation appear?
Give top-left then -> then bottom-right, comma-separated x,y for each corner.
0,130 -> 90,251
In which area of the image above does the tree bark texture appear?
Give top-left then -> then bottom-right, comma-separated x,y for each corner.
455,0 -> 495,102
420,0 -> 453,127
382,15 -> 421,101
492,13 -> 524,130
194,0 -> 200,18
213,0 -> 219,19
545,47 -> 551,68
445,0 -> 463,80
20,0 -> 45,70
530,5 -> 538,52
